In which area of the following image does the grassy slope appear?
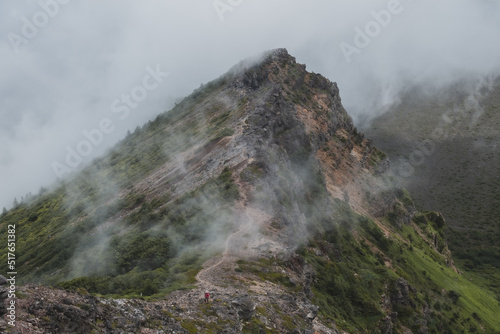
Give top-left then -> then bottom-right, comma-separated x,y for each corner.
303,200 -> 500,333
362,79 -> 500,301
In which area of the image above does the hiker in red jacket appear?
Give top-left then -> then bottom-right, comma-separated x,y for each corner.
204,290 -> 210,303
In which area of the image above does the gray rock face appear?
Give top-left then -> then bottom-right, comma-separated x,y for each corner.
380,315 -> 394,334
231,295 -> 255,321
305,303 -> 319,321
303,263 -> 315,299
391,278 -> 415,308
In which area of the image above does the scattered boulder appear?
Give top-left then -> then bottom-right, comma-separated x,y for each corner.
380,315 -> 394,334
391,278 -> 415,308
231,295 -> 255,321
305,304 -> 319,321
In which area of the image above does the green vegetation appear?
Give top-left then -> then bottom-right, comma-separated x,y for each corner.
0,167 -> 239,298
363,87 -> 500,303
299,199 -> 500,333
212,127 -> 234,140
240,161 -> 266,183
58,168 -> 238,297
235,259 -> 298,291
368,147 -> 388,166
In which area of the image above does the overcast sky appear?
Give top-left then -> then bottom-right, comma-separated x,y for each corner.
1,0 -> 499,209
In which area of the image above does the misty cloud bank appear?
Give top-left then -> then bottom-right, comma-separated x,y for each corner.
1,0 -> 500,209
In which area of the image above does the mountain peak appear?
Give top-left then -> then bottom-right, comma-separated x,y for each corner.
261,47 -> 293,62
259,48 -> 297,67
225,49 -> 343,117
228,48 -> 294,74
226,48 -> 306,89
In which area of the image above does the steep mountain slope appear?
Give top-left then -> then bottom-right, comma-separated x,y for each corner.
362,78 -> 500,300
1,50 -> 500,333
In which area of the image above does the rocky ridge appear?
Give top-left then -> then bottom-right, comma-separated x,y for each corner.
1,49 -> 496,333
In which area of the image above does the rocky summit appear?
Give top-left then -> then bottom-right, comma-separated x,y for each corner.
1,49 -> 499,333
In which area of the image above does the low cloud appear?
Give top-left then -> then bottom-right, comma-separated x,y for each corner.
1,0 -> 500,209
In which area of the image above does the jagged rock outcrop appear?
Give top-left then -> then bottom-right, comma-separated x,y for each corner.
391,278 -> 415,308
380,315 -> 394,334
